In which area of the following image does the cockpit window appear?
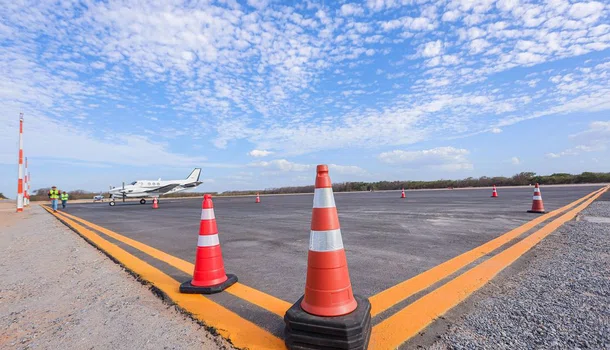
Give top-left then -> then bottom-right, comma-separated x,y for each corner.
130,181 -> 137,185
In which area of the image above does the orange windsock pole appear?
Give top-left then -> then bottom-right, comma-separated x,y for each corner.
527,183 -> 545,213
16,114 -> 24,212
24,157 -> 29,206
27,171 -> 31,205
180,194 -> 237,294
284,165 -> 371,350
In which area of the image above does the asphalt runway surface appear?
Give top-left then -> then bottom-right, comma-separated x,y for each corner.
61,185 -> 603,340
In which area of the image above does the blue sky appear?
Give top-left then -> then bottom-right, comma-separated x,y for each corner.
1,0 -> 609,197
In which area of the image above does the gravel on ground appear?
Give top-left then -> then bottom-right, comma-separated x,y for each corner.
431,201 -> 610,350
0,204 -> 231,350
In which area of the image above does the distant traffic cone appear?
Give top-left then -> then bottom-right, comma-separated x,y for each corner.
527,183 -> 545,213
180,194 -> 237,294
491,185 -> 498,198
152,197 -> 159,209
284,165 -> 371,350
255,193 -> 261,203
401,188 -> 406,198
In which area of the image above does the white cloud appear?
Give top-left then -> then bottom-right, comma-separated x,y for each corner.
249,159 -> 366,175
491,127 -> 503,133
248,149 -> 273,157
0,113 -> 206,167
247,0 -> 269,10
442,10 -> 461,22
568,2 -> 605,19
546,121 -> 610,158
420,40 -> 444,57
250,159 -> 312,172
511,156 -> 521,165
91,61 -> 106,69
340,4 -> 364,16
378,147 -> 473,171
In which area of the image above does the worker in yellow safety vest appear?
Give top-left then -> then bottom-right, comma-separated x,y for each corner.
60,191 -> 69,209
48,186 -> 60,212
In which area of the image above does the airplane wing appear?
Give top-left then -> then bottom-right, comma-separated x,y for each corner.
145,183 -> 181,194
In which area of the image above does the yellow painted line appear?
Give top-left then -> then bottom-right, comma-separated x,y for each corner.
368,186 -> 604,316
370,186 -> 608,349
42,205 -> 285,349
53,209 -> 292,317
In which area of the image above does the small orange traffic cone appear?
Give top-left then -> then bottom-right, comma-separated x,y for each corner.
284,165 -> 371,350
491,185 -> 498,198
255,193 -> 261,203
527,183 -> 545,213
152,197 -> 159,209
401,188 -> 406,198
180,194 -> 237,294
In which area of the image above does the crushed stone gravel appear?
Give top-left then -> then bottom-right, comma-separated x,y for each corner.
0,205 -> 232,350
432,201 -> 610,349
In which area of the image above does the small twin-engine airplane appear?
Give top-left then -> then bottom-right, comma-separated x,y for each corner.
108,168 -> 202,206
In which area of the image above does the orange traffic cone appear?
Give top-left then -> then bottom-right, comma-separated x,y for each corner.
152,197 -> 159,209
527,183 -> 545,213
491,185 -> 498,198
284,165 -> 371,350
180,194 -> 237,294
255,193 -> 261,203
401,188 -> 406,198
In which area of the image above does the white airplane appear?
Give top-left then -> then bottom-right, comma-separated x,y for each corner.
93,194 -> 104,202
108,168 -> 202,206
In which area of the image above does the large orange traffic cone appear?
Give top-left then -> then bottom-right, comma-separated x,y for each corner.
527,183 -> 545,213
255,193 -> 261,203
180,194 -> 237,294
401,188 -> 406,199
284,165 -> 371,350
152,197 -> 159,209
491,185 -> 498,198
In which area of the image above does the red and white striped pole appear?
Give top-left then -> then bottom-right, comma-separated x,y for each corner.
16,113 -> 24,212
24,157 -> 29,206
28,170 -> 32,206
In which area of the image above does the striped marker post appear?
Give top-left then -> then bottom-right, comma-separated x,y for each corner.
527,183 -> 545,213
16,114 -> 24,212
180,194 -> 237,294
24,157 -> 29,206
284,165 -> 371,350
27,171 -> 31,206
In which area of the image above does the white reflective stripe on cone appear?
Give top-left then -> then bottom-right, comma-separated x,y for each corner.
197,234 -> 220,247
309,229 -> 344,252
534,188 -> 540,193
313,188 -> 336,208
201,208 -> 215,220
533,196 -> 542,200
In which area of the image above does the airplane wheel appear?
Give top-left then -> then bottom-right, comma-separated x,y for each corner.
140,199 -> 146,204
109,201 -> 115,206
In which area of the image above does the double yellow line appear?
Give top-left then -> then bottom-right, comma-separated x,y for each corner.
42,185 -> 607,349
42,206 -> 287,349
370,185 -> 608,348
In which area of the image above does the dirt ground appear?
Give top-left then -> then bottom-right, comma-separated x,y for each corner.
0,203 -> 231,350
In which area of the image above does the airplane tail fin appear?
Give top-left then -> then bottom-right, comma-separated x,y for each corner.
186,168 -> 201,182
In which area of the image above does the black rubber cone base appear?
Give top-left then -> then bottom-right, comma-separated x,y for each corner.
179,274 -> 237,294
284,295 -> 371,350
527,210 -> 546,214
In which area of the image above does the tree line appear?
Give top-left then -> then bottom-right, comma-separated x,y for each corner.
25,171 -> 610,200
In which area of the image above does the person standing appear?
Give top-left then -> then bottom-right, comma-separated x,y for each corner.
48,186 -> 60,212
60,191 -> 69,209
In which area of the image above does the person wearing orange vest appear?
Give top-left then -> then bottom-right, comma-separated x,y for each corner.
48,186 -> 60,212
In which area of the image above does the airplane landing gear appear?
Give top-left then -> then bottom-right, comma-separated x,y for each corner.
109,201 -> 116,206
140,198 -> 146,204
